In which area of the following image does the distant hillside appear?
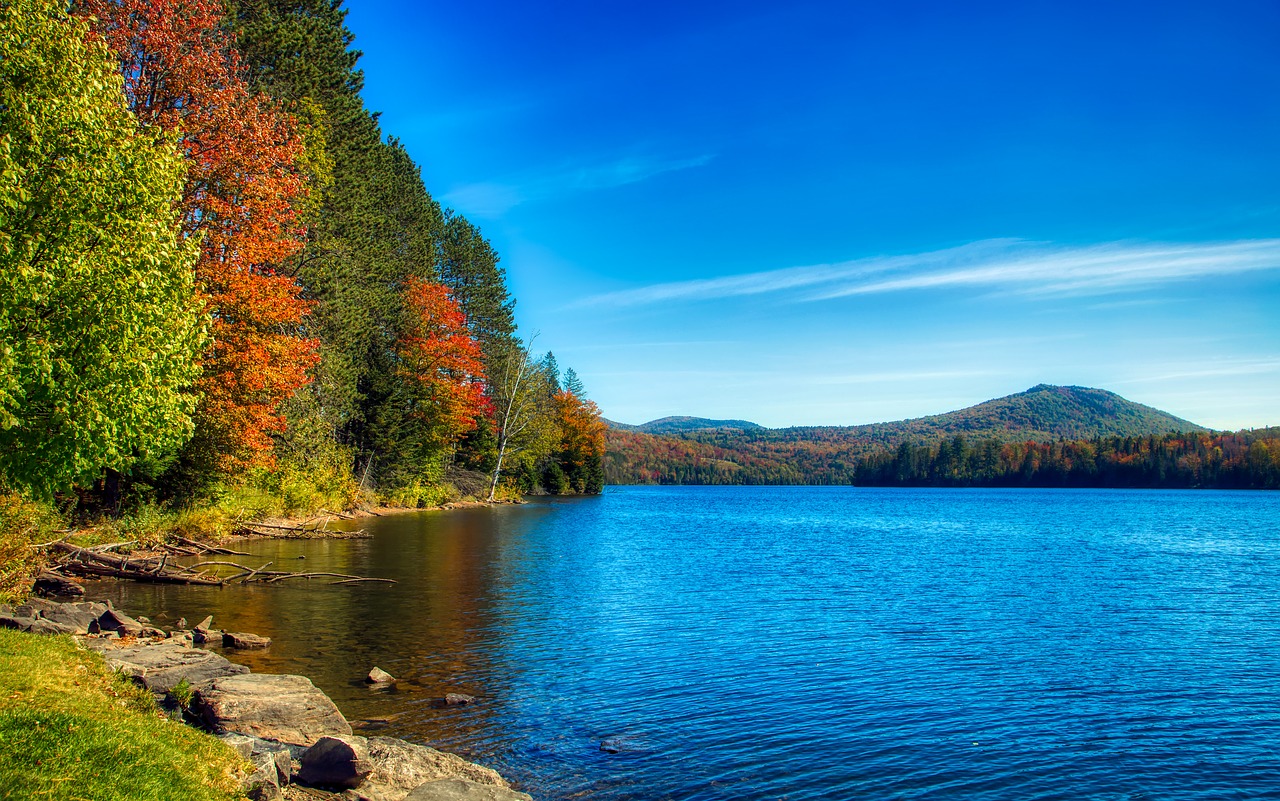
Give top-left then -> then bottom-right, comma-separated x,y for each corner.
606,385 -> 1219,486
621,416 -> 765,435
775,384 -> 1203,447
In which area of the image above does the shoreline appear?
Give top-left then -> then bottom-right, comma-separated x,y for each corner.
1,591 -> 530,800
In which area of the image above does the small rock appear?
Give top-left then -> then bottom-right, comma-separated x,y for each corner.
137,615 -> 151,624
224,631 -> 272,649
404,779 -> 532,801
196,615 -> 214,630
140,625 -> 168,639
443,693 -> 475,706
175,617 -> 188,630
192,627 -> 220,645
93,609 -> 144,637
297,735 -> 373,789
366,667 -> 395,684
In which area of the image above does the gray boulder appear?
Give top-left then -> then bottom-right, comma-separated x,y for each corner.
0,615 -> 36,631
194,673 -> 352,746
359,737 -> 508,800
33,572 -> 85,597
93,640 -> 250,693
36,601 -> 104,633
404,779 -> 532,801
297,735 -> 374,789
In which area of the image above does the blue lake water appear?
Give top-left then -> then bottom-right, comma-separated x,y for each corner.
95,486 -> 1280,799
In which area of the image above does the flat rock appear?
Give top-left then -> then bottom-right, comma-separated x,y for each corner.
403,779 -> 532,801
358,737 -> 508,800
366,667 -> 395,684
0,615 -> 36,631
442,693 -> 475,706
36,601 -> 105,633
297,735 -> 374,789
224,631 -> 272,649
194,673 -> 352,746
94,640 -> 250,693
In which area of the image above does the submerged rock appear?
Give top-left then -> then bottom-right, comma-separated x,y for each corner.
194,673 -> 352,746
358,736 -> 509,798
404,779 -> 532,801
442,693 -> 475,706
223,631 -> 272,649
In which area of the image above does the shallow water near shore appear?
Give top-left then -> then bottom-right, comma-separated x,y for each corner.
89,486 -> 1280,799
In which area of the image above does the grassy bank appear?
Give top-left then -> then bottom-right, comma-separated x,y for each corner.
0,629 -> 248,800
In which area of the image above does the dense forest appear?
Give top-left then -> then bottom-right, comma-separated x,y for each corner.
0,0 -> 606,529
607,428 -> 1280,489
606,387 -> 1280,489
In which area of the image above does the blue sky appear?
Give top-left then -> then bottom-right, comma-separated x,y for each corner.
343,1 -> 1280,429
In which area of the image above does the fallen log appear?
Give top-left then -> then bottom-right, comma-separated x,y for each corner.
175,536 -> 250,556
44,541 -> 393,587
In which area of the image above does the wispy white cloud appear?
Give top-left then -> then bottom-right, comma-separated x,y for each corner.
1110,358 -> 1280,384
576,238 -> 1280,307
443,153 -> 714,218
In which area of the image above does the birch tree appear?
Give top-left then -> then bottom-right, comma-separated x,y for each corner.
486,336 -> 557,500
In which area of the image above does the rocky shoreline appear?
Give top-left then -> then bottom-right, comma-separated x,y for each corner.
1,593 -> 530,801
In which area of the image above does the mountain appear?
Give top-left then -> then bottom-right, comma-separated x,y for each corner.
775,384 -> 1203,446
605,385 -> 1216,486
616,416 -> 765,435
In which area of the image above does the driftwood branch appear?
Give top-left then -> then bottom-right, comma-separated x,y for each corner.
43,541 -> 393,587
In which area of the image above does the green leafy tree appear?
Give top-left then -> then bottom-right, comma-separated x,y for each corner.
0,0 -> 206,497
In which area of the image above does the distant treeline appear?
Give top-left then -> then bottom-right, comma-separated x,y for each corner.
606,429 -> 1280,489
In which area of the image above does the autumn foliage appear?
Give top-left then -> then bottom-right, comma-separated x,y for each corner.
554,391 -> 607,493
80,0 -> 317,472
396,279 -> 490,450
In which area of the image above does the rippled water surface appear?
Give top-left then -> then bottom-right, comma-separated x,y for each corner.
93,487 -> 1280,800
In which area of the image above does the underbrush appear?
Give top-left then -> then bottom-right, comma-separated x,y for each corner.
0,493 -> 60,603
0,629 -> 247,800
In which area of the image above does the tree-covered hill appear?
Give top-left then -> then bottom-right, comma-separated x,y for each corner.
774,384 -> 1204,447
603,385 -> 1274,488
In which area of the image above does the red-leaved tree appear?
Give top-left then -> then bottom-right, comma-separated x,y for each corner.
80,0 -> 318,473
397,279 -> 490,453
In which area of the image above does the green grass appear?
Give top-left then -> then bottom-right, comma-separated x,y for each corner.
0,629 -> 248,800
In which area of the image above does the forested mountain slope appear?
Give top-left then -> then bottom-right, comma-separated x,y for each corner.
605,386 -> 1280,488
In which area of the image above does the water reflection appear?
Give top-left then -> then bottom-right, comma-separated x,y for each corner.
86,506 -> 546,757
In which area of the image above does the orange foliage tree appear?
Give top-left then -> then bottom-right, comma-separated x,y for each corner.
554,390 -> 607,493
80,0 -> 317,473
395,279 -> 489,454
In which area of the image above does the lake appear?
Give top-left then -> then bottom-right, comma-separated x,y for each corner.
89,486 -> 1280,800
